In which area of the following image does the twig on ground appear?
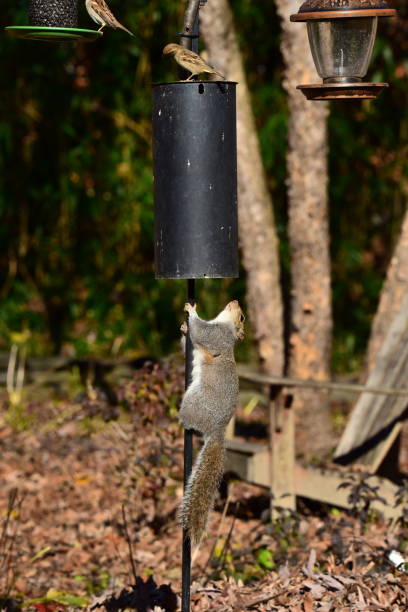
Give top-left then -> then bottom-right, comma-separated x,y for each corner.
245,588 -> 288,609
218,501 -> 240,573
122,504 -> 138,583
202,494 -> 232,576
0,488 -> 23,596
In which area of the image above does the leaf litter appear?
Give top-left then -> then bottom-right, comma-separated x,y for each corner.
0,359 -> 407,611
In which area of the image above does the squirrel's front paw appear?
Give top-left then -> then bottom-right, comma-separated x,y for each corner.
180,321 -> 188,335
184,302 -> 197,313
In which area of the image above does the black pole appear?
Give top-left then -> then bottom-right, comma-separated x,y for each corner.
182,278 -> 195,612
180,5 -> 201,609
153,0 -> 237,601
179,4 -> 207,609
180,0 -> 201,52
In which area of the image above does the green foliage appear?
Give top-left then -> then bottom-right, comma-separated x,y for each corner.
328,10 -> 408,369
123,360 -> 184,420
74,571 -> 111,596
332,333 -> 364,374
337,472 -> 387,528
268,508 -> 303,552
77,415 -> 110,435
256,547 -> 275,570
25,589 -> 89,608
0,1 -> 407,370
0,0 -> 186,357
5,402 -> 35,432
393,479 -> 408,529
29,547 -> 52,563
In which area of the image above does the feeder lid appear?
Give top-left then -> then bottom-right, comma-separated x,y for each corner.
290,0 -> 397,21
5,26 -> 103,42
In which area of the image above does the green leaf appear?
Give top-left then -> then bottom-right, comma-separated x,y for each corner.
30,546 -> 52,563
256,547 -> 274,570
25,589 -> 89,608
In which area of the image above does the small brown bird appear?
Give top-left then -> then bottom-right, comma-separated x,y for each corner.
163,44 -> 225,81
85,0 -> 134,36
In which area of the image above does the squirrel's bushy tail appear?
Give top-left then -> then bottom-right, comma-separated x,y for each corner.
179,435 -> 225,546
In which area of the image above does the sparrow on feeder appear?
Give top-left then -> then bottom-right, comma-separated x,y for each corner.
85,0 -> 134,35
163,44 -> 225,81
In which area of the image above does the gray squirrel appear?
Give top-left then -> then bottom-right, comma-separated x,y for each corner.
179,300 -> 245,545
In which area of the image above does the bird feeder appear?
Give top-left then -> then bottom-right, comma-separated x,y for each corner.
290,0 -> 397,100
152,81 -> 238,279
5,0 -> 102,42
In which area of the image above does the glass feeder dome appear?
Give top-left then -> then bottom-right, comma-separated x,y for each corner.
290,0 -> 397,100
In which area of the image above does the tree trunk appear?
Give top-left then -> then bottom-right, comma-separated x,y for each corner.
275,0 -> 333,457
200,1 -> 284,376
366,206 -> 408,372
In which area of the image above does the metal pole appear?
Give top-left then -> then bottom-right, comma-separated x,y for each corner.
179,5 -> 204,609
180,0 -> 201,52
181,278 -> 195,612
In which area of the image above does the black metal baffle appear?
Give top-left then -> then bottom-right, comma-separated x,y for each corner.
152,81 -> 238,279
29,0 -> 78,27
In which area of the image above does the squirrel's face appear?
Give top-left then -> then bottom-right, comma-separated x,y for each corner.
224,300 -> 245,341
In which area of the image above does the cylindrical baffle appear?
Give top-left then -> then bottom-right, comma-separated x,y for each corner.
29,0 -> 78,27
152,81 -> 238,279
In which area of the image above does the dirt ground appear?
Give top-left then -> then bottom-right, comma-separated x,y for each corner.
1,360 -> 407,611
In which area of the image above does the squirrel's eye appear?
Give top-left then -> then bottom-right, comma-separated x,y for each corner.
240,314 -> 245,322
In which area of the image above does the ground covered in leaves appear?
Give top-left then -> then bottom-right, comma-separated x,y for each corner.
1,359 -> 408,611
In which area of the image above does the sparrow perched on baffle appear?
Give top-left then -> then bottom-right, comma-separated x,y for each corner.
163,44 -> 225,81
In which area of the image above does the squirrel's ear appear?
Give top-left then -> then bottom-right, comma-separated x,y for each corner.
184,302 -> 197,313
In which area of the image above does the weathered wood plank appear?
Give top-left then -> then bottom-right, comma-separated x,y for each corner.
237,365 -> 408,397
371,422 -> 403,474
225,389 -> 296,513
295,464 -> 399,520
224,442 -> 400,519
334,293 -> 408,468
270,389 -> 296,514
224,439 -> 269,486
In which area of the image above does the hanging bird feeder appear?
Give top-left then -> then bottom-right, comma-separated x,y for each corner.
152,81 -> 239,279
5,0 -> 102,42
290,0 -> 397,100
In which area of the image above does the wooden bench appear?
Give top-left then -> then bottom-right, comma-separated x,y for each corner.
224,303 -> 408,519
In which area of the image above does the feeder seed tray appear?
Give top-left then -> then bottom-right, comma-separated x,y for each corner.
298,82 -> 389,100
5,26 -> 103,42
